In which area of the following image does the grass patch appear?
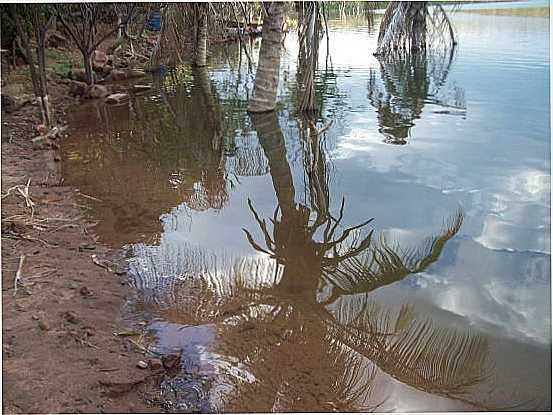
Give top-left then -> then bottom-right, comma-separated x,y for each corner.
45,48 -> 79,77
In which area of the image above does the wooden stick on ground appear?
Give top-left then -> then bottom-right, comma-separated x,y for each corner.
13,254 -> 26,297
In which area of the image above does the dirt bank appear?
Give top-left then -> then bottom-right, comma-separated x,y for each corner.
1,81 -> 163,413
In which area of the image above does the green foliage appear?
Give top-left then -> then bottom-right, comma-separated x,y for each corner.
45,48 -> 75,77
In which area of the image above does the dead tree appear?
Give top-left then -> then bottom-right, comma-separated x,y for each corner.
55,3 -> 136,85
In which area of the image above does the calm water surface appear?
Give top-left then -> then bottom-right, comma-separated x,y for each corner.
62,2 -> 550,412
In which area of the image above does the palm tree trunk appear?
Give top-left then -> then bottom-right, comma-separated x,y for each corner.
248,2 -> 285,113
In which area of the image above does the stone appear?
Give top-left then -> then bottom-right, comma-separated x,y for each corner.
78,243 -> 96,252
136,360 -> 148,369
83,326 -> 96,337
105,69 -> 127,82
92,63 -> 104,73
131,84 -> 151,93
161,353 -> 181,370
92,50 -> 108,72
105,93 -> 129,105
79,286 -> 93,297
36,124 -> 47,135
102,65 -> 113,77
86,84 -> 109,100
68,80 -> 88,98
63,311 -> 80,324
69,69 -> 98,83
99,376 -> 146,395
47,31 -> 68,48
38,320 -> 50,331
69,68 -> 88,82
126,69 -> 146,79
148,358 -> 162,371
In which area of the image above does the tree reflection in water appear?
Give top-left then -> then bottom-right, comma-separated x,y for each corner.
128,111 -> 501,412
368,47 -> 466,145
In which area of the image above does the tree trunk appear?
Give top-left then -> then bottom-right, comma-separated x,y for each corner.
298,2 -> 319,113
33,10 -> 54,127
83,50 -> 94,85
193,5 -> 208,67
247,2 -> 285,113
36,39 -> 52,126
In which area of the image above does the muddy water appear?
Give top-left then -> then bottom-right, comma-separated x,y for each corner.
62,3 -> 550,412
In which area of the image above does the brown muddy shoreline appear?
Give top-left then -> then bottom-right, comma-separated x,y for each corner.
1,85 -> 164,413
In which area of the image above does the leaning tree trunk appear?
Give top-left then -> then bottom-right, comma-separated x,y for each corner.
248,2 -> 285,113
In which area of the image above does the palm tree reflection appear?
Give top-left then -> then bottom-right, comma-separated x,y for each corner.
129,112 -> 493,412
368,47 -> 466,145
235,112 -> 490,410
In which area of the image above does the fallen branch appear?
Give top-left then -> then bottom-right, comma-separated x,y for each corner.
91,254 -> 114,272
127,338 -> 163,357
2,179 -> 36,221
78,192 -> 102,202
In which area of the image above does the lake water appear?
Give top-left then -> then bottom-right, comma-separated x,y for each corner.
62,2 -> 551,412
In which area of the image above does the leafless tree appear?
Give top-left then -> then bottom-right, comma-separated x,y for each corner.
55,3 -> 136,84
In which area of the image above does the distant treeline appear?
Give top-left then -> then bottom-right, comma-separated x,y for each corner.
324,1 -> 389,17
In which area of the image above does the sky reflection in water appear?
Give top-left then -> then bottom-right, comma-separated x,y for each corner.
62,4 -> 550,412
